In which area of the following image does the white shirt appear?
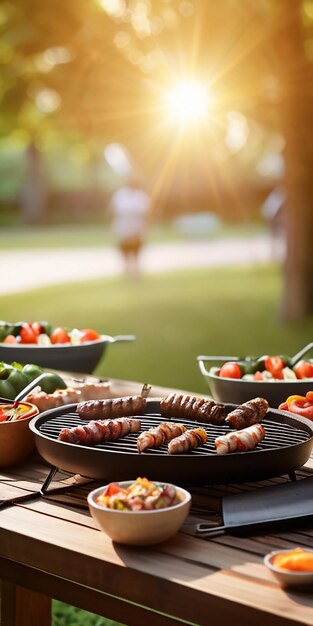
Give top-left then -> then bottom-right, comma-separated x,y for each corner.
112,187 -> 149,240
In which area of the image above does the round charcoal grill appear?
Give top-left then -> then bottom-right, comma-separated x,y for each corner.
29,400 -> 313,485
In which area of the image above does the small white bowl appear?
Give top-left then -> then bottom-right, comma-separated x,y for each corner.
88,480 -> 191,546
264,549 -> 313,589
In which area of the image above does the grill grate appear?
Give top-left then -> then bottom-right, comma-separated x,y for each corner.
39,411 -> 310,456
31,401 -> 313,483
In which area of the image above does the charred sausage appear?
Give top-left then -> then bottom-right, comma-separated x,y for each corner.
137,422 -> 187,453
225,397 -> 269,429
215,423 -> 265,455
160,393 -> 226,425
77,395 -> 147,420
168,428 -> 208,454
58,416 -> 141,445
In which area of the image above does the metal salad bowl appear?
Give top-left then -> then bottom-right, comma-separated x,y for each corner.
0,334 -> 135,374
197,343 -> 313,408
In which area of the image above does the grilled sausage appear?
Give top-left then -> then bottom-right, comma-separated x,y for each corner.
58,416 -> 141,445
77,395 -> 147,420
168,428 -> 208,454
137,422 -> 187,453
225,397 -> 269,430
160,393 -> 226,425
215,423 -> 266,455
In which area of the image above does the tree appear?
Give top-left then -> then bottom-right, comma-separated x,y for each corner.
273,0 -> 313,320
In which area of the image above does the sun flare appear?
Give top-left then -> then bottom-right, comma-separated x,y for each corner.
165,80 -> 211,124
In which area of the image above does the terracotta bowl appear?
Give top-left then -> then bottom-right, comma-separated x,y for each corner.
88,481 -> 191,546
0,401 -> 39,467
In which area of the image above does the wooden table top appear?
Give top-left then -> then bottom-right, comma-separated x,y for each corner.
1,378 -> 313,626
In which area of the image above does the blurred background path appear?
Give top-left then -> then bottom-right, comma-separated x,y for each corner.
1,233 -> 283,295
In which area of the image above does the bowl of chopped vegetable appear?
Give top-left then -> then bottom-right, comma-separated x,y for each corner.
0,321 -> 135,374
88,477 -> 191,545
264,548 -> 313,588
197,344 -> 313,409
0,398 -> 39,467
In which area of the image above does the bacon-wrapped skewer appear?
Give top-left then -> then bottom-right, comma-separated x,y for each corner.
58,417 -> 141,445
215,423 -> 265,455
77,395 -> 146,420
168,428 -> 208,454
160,393 -> 226,425
225,397 -> 268,429
137,422 -> 187,453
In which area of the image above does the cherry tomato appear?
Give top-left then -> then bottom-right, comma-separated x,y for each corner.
20,322 -> 38,344
253,371 -> 264,381
264,356 -> 284,379
104,482 -> 121,496
50,327 -> 70,344
31,321 -> 43,336
219,362 -> 242,379
3,334 -> 17,344
293,360 -> 313,379
79,328 -> 101,343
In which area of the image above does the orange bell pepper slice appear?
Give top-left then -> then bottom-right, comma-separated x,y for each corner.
281,393 -> 313,420
273,548 -> 313,572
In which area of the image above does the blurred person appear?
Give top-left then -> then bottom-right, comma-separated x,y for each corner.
110,174 -> 150,275
261,185 -> 286,262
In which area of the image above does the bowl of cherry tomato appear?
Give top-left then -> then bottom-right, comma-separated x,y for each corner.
0,321 -> 135,374
197,344 -> 313,408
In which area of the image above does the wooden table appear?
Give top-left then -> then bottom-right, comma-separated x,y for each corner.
1,379 -> 313,626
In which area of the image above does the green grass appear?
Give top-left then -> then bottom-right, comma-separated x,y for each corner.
52,601 -> 123,626
0,265 -> 312,393
0,221 -> 266,249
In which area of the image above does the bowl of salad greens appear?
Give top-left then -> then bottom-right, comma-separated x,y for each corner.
0,321 -> 135,374
197,343 -> 313,408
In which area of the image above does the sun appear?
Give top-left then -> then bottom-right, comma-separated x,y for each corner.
165,80 -> 211,124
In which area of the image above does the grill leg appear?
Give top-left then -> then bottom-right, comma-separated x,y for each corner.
288,471 -> 297,481
39,466 -> 59,495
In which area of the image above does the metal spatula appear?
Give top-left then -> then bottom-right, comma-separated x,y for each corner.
194,477 -> 313,537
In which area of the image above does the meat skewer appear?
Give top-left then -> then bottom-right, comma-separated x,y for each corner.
160,393 -> 226,425
58,416 -> 141,445
77,395 -> 147,420
215,423 -> 266,455
225,397 -> 269,430
168,428 -> 208,454
137,422 -> 187,453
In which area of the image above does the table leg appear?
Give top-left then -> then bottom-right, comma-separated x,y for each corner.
1,580 -> 51,626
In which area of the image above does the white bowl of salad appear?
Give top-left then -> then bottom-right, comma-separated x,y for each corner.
88,477 -> 191,546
